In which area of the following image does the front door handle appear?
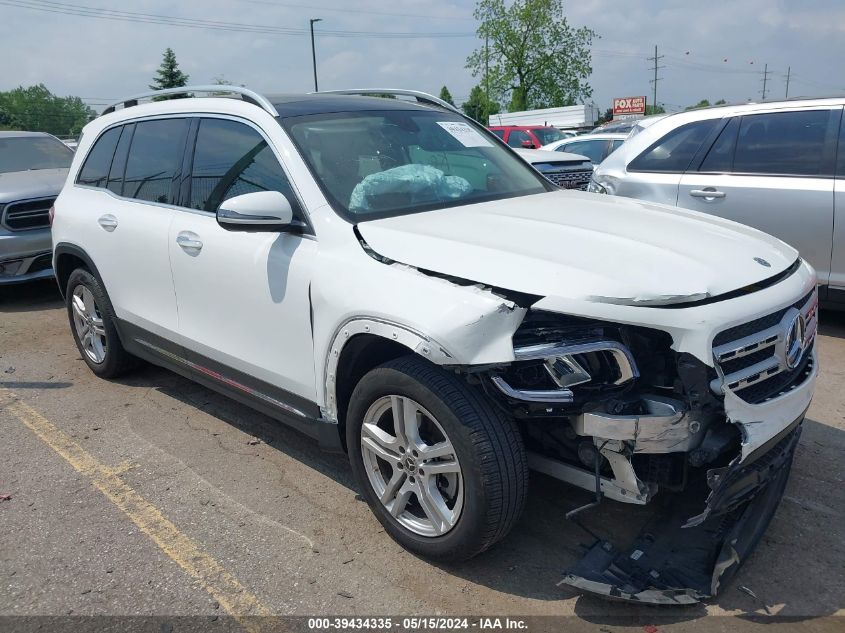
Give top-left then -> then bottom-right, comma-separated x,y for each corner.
689,188 -> 726,200
176,232 -> 203,253
97,214 -> 118,232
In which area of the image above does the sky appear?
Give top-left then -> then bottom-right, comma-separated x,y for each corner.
0,0 -> 842,114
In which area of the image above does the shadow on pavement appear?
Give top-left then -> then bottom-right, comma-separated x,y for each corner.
107,361 -> 845,620
819,307 -> 845,339
0,279 -> 63,313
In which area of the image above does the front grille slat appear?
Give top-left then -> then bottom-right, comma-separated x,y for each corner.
713,289 -> 817,404
2,197 -> 55,231
544,169 -> 592,190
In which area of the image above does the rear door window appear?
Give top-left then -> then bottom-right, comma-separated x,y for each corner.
489,129 -> 505,140
698,117 -> 739,173
77,126 -> 122,187
107,124 -> 133,195
629,119 -> 718,173
123,118 -> 189,204
189,118 -> 299,214
732,109 -> 837,176
561,139 -> 606,163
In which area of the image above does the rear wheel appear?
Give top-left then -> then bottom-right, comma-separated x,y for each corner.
66,268 -> 137,378
347,355 -> 528,561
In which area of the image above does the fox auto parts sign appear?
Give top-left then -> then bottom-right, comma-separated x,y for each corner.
613,96 -> 646,119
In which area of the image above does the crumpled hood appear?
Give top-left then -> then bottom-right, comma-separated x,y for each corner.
357,190 -> 799,306
0,168 -> 68,204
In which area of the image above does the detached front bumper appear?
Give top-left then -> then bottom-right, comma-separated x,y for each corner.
560,412 -> 804,604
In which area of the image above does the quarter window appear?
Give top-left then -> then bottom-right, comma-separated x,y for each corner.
507,130 -> 532,148
123,118 -> 188,204
77,126 -> 121,187
189,118 -> 298,213
628,119 -> 718,173
732,110 -> 836,176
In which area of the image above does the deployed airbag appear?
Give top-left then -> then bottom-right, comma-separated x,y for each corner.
349,164 -> 471,212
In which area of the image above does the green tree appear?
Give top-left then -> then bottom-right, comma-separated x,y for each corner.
0,84 -> 94,136
439,86 -> 456,107
466,0 -> 595,112
685,99 -> 712,111
150,48 -> 189,98
645,104 -> 666,115
461,85 -> 500,123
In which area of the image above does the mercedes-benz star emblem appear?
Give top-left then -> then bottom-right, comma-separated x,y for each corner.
754,257 -> 771,267
784,312 -> 806,370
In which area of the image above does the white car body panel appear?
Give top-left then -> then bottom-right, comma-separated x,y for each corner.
56,185 -> 180,338
356,190 -> 798,306
513,148 -> 589,163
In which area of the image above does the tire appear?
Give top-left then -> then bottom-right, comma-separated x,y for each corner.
347,355 -> 528,561
66,267 -> 137,378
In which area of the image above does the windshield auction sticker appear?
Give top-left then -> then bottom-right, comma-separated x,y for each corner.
437,121 -> 493,147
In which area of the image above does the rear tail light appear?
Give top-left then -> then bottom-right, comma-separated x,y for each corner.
48,205 -> 55,226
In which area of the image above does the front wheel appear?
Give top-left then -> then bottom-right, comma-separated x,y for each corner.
347,355 -> 528,561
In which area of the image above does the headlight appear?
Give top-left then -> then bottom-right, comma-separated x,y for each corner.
587,177 -> 608,194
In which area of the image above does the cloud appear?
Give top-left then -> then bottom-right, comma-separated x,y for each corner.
0,0 -> 841,113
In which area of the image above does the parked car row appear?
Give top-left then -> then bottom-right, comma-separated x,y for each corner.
0,131 -> 73,284
40,86 -> 818,605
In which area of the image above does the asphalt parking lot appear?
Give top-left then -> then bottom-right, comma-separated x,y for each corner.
1,280 -> 843,630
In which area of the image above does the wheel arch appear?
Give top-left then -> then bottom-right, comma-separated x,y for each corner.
324,318 -> 456,443
54,243 -> 105,299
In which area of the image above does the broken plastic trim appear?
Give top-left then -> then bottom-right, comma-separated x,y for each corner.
353,226 -> 542,308
559,417 -> 802,604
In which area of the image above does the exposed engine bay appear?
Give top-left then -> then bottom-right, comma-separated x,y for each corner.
462,295 -> 817,604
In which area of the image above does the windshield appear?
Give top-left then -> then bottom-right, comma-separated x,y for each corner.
532,127 -> 566,145
0,136 -> 73,174
284,110 -> 550,221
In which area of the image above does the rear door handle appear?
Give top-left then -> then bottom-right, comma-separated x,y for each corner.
176,232 -> 203,252
689,188 -> 726,199
97,214 -> 118,232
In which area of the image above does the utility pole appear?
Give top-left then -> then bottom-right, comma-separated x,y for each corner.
484,35 -> 490,123
310,18 -> 322,92
785,66 -> 791,99
647,45 -> 664,113
760,63 -> 772,100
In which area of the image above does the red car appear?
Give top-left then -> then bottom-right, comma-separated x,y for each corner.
488,125 -> 571,149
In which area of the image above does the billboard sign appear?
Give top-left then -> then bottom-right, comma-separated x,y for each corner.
613,96 -> 647,119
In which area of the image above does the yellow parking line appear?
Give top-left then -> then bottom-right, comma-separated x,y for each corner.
0,389 -> 271,627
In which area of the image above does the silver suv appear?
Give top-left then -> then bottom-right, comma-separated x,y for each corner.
590,98 -> 844,306
0,131 -> 74,284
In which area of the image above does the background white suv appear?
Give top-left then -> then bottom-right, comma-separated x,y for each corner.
52,86 -> 818,604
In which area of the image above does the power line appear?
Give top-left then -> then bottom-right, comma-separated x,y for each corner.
0,0 -> 475,38
785,66 -> 791,99
236,0 -> 475,21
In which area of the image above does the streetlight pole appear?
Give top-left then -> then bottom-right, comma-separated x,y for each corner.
310,18 -> 322,92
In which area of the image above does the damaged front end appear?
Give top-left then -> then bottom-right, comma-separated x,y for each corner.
476,289 -> 818,604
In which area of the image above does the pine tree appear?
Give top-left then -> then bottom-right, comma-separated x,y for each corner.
439,86 -> 456,107
149,48 -> 189,98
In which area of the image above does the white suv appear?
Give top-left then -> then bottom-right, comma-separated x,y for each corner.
53,86 -> 818,604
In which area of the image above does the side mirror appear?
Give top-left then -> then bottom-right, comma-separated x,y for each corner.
216,191 -> 295,231
521,140 -> 536,149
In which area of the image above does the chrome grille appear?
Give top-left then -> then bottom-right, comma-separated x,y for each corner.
2,197 -> 55,231
712,289 -> 817,404
545,169 -> 592,190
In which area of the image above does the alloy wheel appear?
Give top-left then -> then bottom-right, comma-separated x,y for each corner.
71,285 -> 107,364
360,395 -> 464,537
